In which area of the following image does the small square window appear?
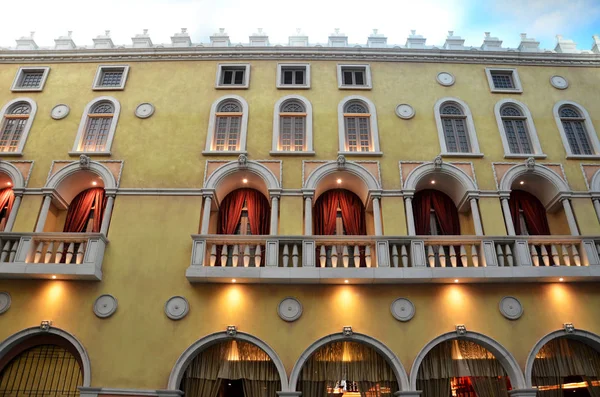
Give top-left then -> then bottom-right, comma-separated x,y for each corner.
277,64 -> 310,89
11,67 -> 50,92
485,68 -> 522,93
216,64 -> 250,89
93,65 -> 130,90
337,65 -> 372,89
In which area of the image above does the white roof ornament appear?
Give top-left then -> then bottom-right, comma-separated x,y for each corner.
593,35 -> 600,54
93,30 -> 114,49
249,28 -> 269,46
54,31 -> 76,50
210,28 -> 230,47
171,28 -> 191,47
406,29 -> 426,49
367,28 -> 387,48
288,28 -> 308,47
481,32 -> 503,51
444,30 -> 465,50
328,28 -> 348,47
16,31 -> 38,50
132,29 -> 153,48
518,33 -> 540,52
554,35 -> 578,53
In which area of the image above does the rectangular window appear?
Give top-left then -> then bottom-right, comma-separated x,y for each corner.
276,64 -> 310,88
217,64 -> 250,88
491,73 -> 514,89
485,68 -> 522,93
11,67 -> 50,92
342,69 -> 365,86
93,65 -> 130,90
337,65 -> 372,89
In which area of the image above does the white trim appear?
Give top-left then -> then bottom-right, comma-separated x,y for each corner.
0,161 -> 26,189
271,95 -> 313,153
434,97 -> 482,156
409,331 -> 526,390
92,65 -> 130,91
337,95 -> 380,153
590,169 -> 600,193
524,329 -> 600,388
485,67 -> 523,93
167,331 -> 288,391
303,160 -> 381,192
71,96 -> 120,155
494,99 -> 545,158
288,332 -> 408,392
0,98 -> 38,155
336,64 -> 372,89
0,326 -> 92,387
204,95 -> 249,153
215,63 -> 250,89
276,63 -> 310,89
553,100 -> 600,158
11,66 -> 50,92
45,160 -> 118,191
203,159 -> 281,199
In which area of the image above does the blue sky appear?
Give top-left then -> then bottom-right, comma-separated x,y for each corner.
0,0 -> 598,50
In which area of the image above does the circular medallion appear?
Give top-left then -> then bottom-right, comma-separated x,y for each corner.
436,72 -> 455,87
0,292 -> 11,315
390,298 -> 415,322
550,75 -> 568,90
499,296 -> 523,320
135,103 -> 155,119
395,104 -> 415,119
93,294 -> 118,318
277,297 -> 303,322
50,104 -> 70,120
165,296 -> 189,320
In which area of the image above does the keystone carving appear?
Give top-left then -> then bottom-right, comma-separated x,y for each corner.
79,154 -> 91,169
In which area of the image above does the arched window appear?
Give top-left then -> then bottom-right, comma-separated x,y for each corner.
509,190 -> 550,236
205,96 -> 249,154
278,100 -> 306,152
343,101 -> 371,152
559,106 -> 593,155
63,188 -> 107,233
0,98 -> 37,154
72,97 -> 120,154
440,103 -> 470,153
0,187 -> 15,231
501,105 -> 533,154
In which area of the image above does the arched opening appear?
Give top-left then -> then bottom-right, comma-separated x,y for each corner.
297,340 -> 399,397
177,339 -> 283,397
413,190 -> 460,236
0,186 -> 15,232
313,189 -> 365,237
509,190 -> 549,236
416,339 -> 513,397
531,337 -> 600,396
0,333 -> 86,396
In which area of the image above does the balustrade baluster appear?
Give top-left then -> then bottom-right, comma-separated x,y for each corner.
34,242 -> 44,263
1,241 -> 11,262
44,242 -> 54,264
282,244 -> 289,267
254,245 -> 262,267
8,241 -> 18,262
460,245 -> 467,267
66,242 -> 75,264
209,244 -> 217,267
365,245 -> 372,267
572,245 -> 581,267
331,246 -> 338,268
243,245 -> 250,267
449,246 -> 457,268
353,245 -> 360,268
561,244 -> 570,266
292,244 -> 299,267
505,245 -> 513,267
551,245 -> 560,266
427,246 -> 435,268
401,245 -> 408,268
541,245 -> 549,266
496,244 -> 504,267
55,242 -> 64,264
76,243 -> 85,264
530,245 -> 539,266
220,244 -> 228,267
319,246 -> 326,268
231,245 -> 239,267
391,245 -> 399,268
471,245 -> 479,267
438,246 -> 446,268
342,246 -> 349,268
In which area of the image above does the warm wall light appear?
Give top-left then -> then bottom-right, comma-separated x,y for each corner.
520,181 -> 525,185
92,181 -> 97,186
454,279 -> 459,283
336,178 -> 342,184
344,279 -> 349,283
559,277 -> 564,282
431,180 -> 436,184
242,178 -> 248,184
51,275 -> 57,279
6,182 -> 11,186
232,279 -> 236,283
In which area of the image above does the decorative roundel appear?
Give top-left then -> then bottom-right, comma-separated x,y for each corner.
395,104 -> 415,120
165,296 -> 189,320
93,294 -> 118,318
390,298 -> 415,322
499,296 -> 523,320
135,103 -> 155,119
436,72 -> 455,87
0,292 -> 11,315
550,75 -> 568,90
50,104 -> 70,120
277,297 -> 303,322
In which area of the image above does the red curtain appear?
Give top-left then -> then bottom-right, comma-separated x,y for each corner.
245,189 -> 270,235
338,190 -> 367,235
63,188 -> 106,233
413,190 -> 460,235
218,188 -> 270,235
509,190 -> 550,235
313,190 -> 341,235
218,189 -> 247,234
0,188 -> 15,227
313,189 -> 366,235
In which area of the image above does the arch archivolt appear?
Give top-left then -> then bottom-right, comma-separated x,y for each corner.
0,161 -> 26,190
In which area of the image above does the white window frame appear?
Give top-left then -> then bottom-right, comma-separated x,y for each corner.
11,67 -> 50,92
92,65 -> 130,91
276,63 -> 310,89
337,64 -> 372,90
216,64 -> 250,89
553,100 -> 600,159
485,67 -> 523,93
203,95 -> 249,155
271,95 -> 313,155
70,96 -> 121,156
434,97 -> 482,157
0,98 -> 37,156
494,99 -> 545,159
337,95 -> 381,156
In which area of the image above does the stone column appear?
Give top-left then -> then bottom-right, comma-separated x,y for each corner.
34,194 -> 52,233
372,195 -> 383,236
501,197 -> 516,236
100,195 -> 115,235
270,194 -> 279,235
469,197 -> 484,236
593,198 -> 600,224
404,196 -> 416,236
304,195 -> 313,235
4,193 -> 22,232
562,199 -> 580,236
200,194 -> 212,235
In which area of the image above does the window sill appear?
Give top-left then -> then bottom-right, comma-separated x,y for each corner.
11,88 -> 43,92
566,154 -> 600,160
440,152 -> 484,158
276,85 -> 310,90
504,154 -> 547,159
68,151 -> 112,157
489,89 -> 523,94
338,85 -> 372,90
269,150 -> 315,156
92,86 -> 125,91
202,150 -> 248,156
215,85 -> 249,90
338,151 -> 383,157
0,152 -> 23,157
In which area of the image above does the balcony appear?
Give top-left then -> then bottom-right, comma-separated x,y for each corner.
0,232 -> 108,280
186,234 -> 600,283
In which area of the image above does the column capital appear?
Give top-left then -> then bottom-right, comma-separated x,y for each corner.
302,189 -> 315,199
269,189 -> 282,199
508,389 -> 538,397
